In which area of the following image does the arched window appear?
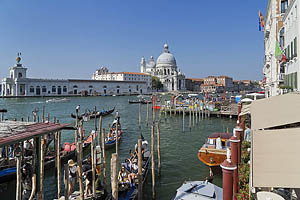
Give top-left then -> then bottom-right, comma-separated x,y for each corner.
57,86 -> 62,94
52,86 -> 56,93
36,86 -> 41,95
30,86 -> 34,93
42,86 -> 47,93
168,69 -> 170,75
73,85 -> 78,88
63,86 -> 67,93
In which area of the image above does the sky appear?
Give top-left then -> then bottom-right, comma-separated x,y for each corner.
0,0 -> 267,81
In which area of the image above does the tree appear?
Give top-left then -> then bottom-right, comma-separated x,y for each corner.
152,76 -> 163,91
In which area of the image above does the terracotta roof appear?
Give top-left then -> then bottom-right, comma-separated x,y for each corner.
68,79 -> 147,84
119,72 -> 151,76
187,78 -> 204,81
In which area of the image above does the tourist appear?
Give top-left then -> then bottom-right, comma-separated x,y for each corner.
244,125 -> 251,142
118,165 -> 129,185
68,159 -> 77,196
21,163 -> 36,200
83,155 -> 92,197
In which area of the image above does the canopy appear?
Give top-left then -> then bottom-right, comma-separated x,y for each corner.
251,93 -> 300,130
241,98 -> 253,103
239,104 -> 251,116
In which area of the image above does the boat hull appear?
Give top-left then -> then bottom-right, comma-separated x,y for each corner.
198,148 -> 227,167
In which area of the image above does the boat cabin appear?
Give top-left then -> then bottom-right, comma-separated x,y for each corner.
204,132 -> 232,150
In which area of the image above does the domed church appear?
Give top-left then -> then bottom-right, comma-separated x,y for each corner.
140,43 -> 186,91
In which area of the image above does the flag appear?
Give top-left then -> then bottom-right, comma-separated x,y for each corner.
259,17 -> 261,31
275,40 -> 287,62
275,41 -> 283,60
259,10 -> 264,31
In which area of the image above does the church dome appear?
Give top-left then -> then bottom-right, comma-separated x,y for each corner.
156,43 -> 176,66
157,52 -> 176,65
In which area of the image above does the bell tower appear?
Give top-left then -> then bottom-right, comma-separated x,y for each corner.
9,52 -> 27,80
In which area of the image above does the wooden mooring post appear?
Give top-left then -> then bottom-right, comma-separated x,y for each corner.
138,139 -> 143,200
91,132 -> 96,198
182,108 -> 185,132
64,164 -> 69,200
193,104 -> 195,127
189,107 -> 192,130
77,124 -> 84,199
16,154 -> 22,200
116,122 -> 119,155
102,128 -> 107,190
146,102 -> 149,126
111,153 -> 118,200
98,115 -> 103,146
55,131 -> 61,198
139,103 -> 141,128
157,123 -> 161,176
38,136 -> 45,199
151,125 -> 156,199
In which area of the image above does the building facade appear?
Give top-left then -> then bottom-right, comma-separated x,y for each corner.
92,67 -> 152,89
1,55 -> 149,97
200,76 -> 234,93
140,43 -> 186,92
263,0 -> 300,96
282,0 -> 299,92
263,0 -> 285,97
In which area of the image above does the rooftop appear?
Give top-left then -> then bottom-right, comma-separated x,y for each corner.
0,121 -> 71,146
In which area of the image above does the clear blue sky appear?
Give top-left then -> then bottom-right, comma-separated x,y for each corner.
0,0 -> 267,81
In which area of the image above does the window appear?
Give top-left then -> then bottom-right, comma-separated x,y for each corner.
136,85 -> 139,91
63,86 -> 67,93
291,41 -> 294,58
294,37 -> 297,57
18,73 -> 22,78
89,85 -> 93,88
52,86 -> 56,93
73,85 -> 78,88
42,86 -> 47,93
279,28 -> 285,48
281,0 -> 288,13
30,86 -> 34,93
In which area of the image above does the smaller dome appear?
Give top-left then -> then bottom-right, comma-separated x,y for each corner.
164,43 -> 168,49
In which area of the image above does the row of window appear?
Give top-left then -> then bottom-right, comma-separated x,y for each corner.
29,86 -> 68,93
284,72 -> 298,89
285,37 -> 297,61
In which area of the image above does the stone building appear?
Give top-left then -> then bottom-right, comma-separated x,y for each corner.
1,55 -> 149,97
140,43 -> 186,92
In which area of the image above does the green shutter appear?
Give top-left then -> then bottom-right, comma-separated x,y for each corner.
295,37 -> 297,57
291,42 -> 294,59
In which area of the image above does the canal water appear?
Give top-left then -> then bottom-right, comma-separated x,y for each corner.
0,96 -> 236,200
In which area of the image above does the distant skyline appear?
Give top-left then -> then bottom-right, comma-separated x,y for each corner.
0,0 -> 267,81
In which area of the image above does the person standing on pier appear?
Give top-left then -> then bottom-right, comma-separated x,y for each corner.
244,125 -> 251,142
68,159 -> 77,196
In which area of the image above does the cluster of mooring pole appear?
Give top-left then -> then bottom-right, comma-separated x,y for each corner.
159,95 -> 209,133
2,107 -> 66,200
221,102 -> 243,200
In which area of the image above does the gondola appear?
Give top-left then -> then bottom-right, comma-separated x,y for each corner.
0,133 -> 94,184
107,138 -> 151,200
70,107 -> 115,120
104,118 -> 123,150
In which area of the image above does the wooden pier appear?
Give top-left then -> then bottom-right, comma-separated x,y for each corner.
161,103 -> 238,118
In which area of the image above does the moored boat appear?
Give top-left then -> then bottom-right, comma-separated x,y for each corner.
0,132 -> 94,183
173,180 -> 223,200
104,118 -> 123,149
198,132 -> 232,167
70,107 -> 115,120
